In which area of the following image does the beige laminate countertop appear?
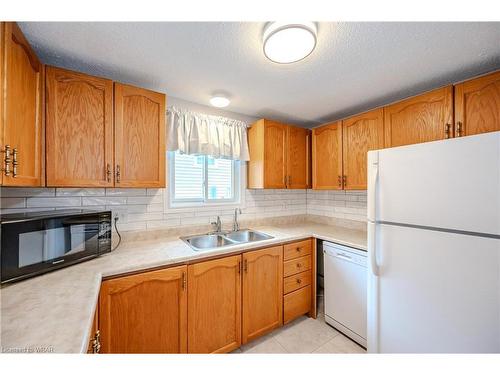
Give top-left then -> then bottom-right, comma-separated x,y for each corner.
0,223 -> 366,353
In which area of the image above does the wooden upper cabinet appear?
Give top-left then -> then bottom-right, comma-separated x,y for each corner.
384,86 -> 453,148
99,265 -> 187,354
242,245 -> 283,344
114,83 -> 166,188
454,71 -> 500,137
248,119 -> 311,189
342,108 -> 384,190
45,66 -> 113,187
187,255 -> 241,353
312,121 -> 343,190
1,22 -> 43,186
287,126 -> 311,189
247,119 -> 287,189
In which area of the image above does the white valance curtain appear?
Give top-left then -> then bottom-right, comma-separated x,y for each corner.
167,107 -> 250,161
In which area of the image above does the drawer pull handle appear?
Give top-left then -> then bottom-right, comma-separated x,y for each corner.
296,247 -> 301,252
297,263 -> 302,268
296,278 -> 302,284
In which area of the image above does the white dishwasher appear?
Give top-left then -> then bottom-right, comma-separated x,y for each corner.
323,241 -> 367,347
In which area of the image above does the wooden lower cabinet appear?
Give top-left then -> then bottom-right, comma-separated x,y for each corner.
282,239 -> 314,324
284,285 -> 312,324
99,265 -> 187,353
187,255 -> 241,353
97,241 -> 315,353
242,245 -> 283,344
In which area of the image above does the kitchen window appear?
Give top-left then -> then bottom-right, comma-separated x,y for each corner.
169,151 -> 240,206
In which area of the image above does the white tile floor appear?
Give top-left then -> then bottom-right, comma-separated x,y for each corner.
232,293 -> 366,354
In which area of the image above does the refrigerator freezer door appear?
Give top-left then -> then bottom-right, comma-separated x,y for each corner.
375,131 -> 500,235
368,223 -> 500,353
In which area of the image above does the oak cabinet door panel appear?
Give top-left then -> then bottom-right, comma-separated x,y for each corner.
263,120 -> 287,188
287,126 -> 311,189
46,66 -> 113,187
188,255 -> 241,353
114,83 -> 166,188
312,122 -> 343,190
384,86 -> 453,148
454,71 -> 500,137
1,22 -> 43,186
99,266 -> 187,353
342,108 -> 384,190
242,246 -> 283,344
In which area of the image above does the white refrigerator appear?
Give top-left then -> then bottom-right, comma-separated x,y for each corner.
367,131 -> 500,353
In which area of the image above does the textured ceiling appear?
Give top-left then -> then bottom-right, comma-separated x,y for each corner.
19,22 -> 500,127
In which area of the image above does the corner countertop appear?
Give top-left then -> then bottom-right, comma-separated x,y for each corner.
0,222 -> 366,353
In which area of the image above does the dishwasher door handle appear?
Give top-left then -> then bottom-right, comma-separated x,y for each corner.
336,253 -> 353,262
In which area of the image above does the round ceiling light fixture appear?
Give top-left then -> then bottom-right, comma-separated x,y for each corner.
209,95 -> 230,108
263,22 -> 317,64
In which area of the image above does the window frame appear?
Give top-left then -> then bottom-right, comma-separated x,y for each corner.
168,151 -> 243,208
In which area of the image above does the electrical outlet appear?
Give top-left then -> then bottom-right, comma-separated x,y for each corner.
112,211 -> 127,223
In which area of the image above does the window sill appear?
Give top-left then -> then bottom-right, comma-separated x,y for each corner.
168,200 -> 243,211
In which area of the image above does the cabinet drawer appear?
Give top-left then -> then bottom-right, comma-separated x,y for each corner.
283,255 -> 311,277
284,271 -> 311,295
284,239 -> 312,261
284,285 -> 311,324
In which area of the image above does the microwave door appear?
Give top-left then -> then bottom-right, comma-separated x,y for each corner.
68,224 -> 88,255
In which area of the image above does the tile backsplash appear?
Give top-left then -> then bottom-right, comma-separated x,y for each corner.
0,187 -> 367,232
306,190 -> 367,223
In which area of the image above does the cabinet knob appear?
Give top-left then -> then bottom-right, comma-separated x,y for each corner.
296,278 -> 302,284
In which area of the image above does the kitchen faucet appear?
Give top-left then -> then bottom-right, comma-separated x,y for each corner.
232,208 -> 242,232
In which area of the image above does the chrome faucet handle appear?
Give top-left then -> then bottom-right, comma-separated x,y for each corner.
211,215 -> 222,233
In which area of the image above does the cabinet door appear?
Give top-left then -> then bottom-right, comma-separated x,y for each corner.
287,126 -> 310,189
46,66 -> 113,187
188,255 -> 241,353
242,246 -> 283,344
99,266 -> 187,353
264,120 -> 287,188
312,122 -> 343,190
384,86 -> 453,147
1,22 -> 43,186
114,83 -> 166,188
342,108 -> 384,190
454,71 -> 500,137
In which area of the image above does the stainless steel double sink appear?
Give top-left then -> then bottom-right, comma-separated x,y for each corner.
181,229 -> 274,251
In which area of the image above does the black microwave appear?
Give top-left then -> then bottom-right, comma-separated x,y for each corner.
1,210 -> 112,284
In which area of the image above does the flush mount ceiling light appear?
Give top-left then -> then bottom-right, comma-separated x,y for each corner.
263,22 -> 317,64
209,95 -> 230,108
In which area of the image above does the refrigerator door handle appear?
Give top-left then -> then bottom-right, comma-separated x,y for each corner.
368,222 -> 380,276
367,151 -> 379,222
